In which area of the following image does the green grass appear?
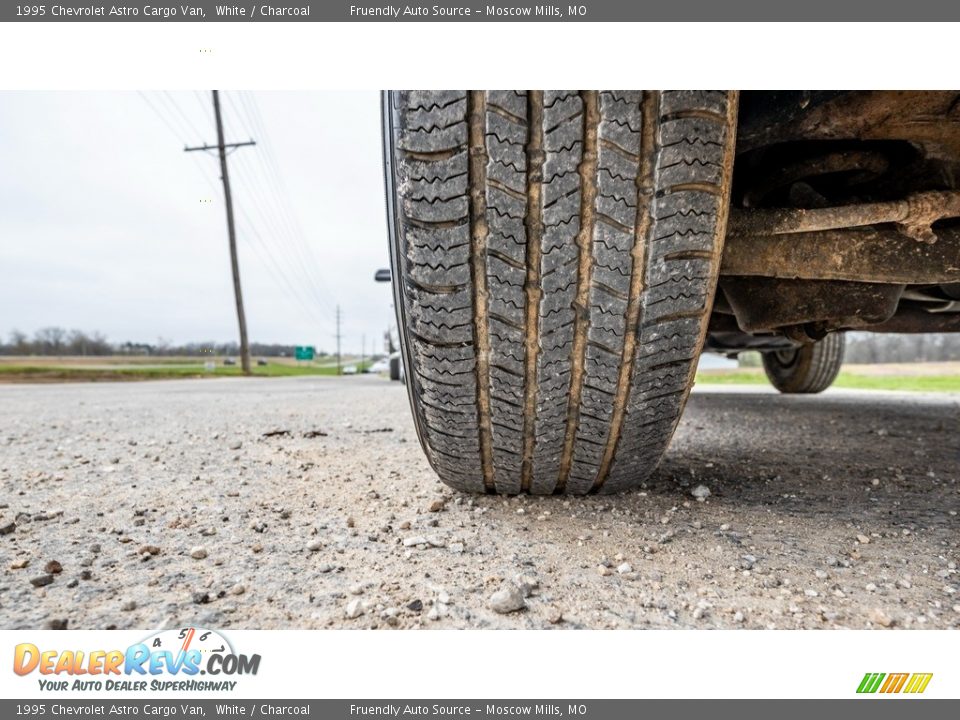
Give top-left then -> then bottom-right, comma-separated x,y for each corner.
695,370 -> 960,392
0,362 -> 362,382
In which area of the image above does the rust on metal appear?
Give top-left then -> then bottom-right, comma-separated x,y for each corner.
728,190 -> 960,244
737,91 -> 960,157
721,225 -> 960,285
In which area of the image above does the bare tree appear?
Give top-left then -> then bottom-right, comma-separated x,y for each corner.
34,327 -> 67,355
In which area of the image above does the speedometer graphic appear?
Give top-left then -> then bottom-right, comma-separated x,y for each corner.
141,626 -> 234,659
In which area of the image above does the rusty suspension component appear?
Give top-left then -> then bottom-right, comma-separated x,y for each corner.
728,190 -> 960,244
721,225 -> 960,285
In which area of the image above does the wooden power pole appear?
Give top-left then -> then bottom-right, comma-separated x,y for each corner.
335,305 -> 342,375
186,90 -> 256,375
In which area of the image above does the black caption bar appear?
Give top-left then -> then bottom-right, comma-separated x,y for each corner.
2,0 -> 960,21
2,700 -> 958,719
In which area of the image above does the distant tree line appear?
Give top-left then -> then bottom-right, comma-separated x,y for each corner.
844,332 -> 960,363
736,332 -> 960,365
7,327 -> 959,363
0,328 -> 331,358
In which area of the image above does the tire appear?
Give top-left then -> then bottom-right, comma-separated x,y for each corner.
762,333 -> 845,394
383,90 -> 738,494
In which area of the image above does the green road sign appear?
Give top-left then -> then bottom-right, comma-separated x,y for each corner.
295,346 -> 315,361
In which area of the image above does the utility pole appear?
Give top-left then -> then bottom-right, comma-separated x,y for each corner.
361,333 -> 365,373
335,305 -> 342,375
185,90 -> 256,375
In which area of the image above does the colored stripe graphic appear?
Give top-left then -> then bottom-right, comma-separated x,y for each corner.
881,673 -> 909,693
857,672 -> 932,694
904,673 -> 933,694
858,673 -> 881,693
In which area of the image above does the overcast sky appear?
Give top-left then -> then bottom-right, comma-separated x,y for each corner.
0,91 -> 395,354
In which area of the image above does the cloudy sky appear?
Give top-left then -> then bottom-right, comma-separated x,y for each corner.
0,91 -> 394,354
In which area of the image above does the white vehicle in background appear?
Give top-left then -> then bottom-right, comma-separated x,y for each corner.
342,365 -> 358,375
374,268 -> 406,382
368,358 -> 391,374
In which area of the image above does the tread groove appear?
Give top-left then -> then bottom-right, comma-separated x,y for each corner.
520,91 -> 545,493
556,90 -> 598,493
468,90 -> 496,492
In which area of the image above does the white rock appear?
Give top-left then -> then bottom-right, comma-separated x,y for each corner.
345,599 -> 364,619
617,563 -> 633,574
489,584 -> 526,614
691,485 -> 711,501
402,536 -> 428,547
514,574 -> 539,597
189,546 -> 208,560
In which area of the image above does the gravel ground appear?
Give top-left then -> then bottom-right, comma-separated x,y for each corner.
1,376 -> 957,630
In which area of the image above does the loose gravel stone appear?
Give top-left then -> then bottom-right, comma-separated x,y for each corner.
30,575 -> 54,588
190,547 -> 208,560
1,376 -> 955,631
0,522 -> 15,536
345,599 -> 364,619
44,560 -> 63,574
869,608 -> 894,627
427,499 -> 445,513
514,575 -> 538,597
489,584 -> 526,614
691,485 -> 711,501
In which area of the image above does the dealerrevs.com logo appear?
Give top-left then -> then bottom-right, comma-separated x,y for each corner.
857,673 -> 933,695
13,627 -> 260,692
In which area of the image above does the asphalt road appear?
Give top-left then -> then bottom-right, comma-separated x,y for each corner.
1,376 -> 957,629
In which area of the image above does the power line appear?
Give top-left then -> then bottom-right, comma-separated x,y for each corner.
226,149 -> 336,324
161,91 -> 207,143
235,92 -> 340,313
230,93 -> 338,316
138,91 -> 336,341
